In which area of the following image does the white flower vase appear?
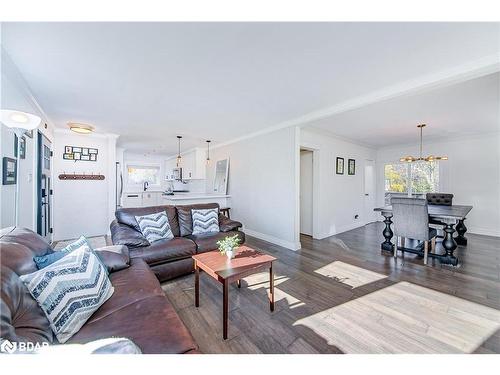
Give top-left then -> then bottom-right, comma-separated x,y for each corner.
225,248 -> 234,260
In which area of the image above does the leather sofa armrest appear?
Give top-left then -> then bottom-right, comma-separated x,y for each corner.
218,214 -> 243,233
95,245 -> 130,273
110,220 -> 150,248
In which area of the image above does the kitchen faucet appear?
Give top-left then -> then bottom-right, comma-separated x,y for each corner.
143,181 -> 149,191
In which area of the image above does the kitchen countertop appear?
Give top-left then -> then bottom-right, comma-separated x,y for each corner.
161,194 -> 230,200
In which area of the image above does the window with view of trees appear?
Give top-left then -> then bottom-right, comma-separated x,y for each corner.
384,161 -> 439,204
127,165 -> 160,185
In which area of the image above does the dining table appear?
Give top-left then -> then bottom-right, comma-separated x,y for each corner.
373,204 -> 473,266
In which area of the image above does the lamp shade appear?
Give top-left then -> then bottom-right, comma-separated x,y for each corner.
1,109 -> 41,130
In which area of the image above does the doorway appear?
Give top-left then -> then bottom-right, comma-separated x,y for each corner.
300,149 -> 313,236
364,159 -> 376,224
37,132 -> 53,242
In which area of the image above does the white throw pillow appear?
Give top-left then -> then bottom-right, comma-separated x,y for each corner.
192,208 -> 220,235
135,212 -> 174,243
20,244 -> 114,343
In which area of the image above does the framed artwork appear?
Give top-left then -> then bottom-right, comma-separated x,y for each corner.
348,159 -> 356,175
63,146 -> 98,161
336,157 -> 344,175
2,157 -> 17,185
14,135 -> 26,159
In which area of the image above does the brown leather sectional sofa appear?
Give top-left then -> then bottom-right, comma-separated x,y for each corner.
0,227 -> 199,353
110,203 -> 245,282
0,203 -> 245,353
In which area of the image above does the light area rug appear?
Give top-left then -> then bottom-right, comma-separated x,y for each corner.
53,235 -> 108,250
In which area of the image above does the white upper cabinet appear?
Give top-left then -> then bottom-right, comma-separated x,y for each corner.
165,148 -> 206,180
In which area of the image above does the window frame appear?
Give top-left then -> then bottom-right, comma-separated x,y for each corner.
125,162 -> 162,188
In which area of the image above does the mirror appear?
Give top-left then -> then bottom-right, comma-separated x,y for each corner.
213,158 -> 229,194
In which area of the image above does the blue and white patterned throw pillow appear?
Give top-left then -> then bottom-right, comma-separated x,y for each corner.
20,244 -> 114,343
192,208 -> 220,235
34,236 -> 108,274
135,212 -> 174,243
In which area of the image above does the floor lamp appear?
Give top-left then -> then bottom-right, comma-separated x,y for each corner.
1,109 -> 41,227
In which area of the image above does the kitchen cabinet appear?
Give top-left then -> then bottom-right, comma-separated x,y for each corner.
142,191 -> 159,207
165,148 -> 206,180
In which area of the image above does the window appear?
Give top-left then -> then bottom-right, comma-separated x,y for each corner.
127,165 -> 160,185
384,161 -> 439,205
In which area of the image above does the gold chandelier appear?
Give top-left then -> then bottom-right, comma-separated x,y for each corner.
400,124 -> 448,163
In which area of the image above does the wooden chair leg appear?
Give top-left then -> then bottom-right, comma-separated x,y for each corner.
431,237 -> 436,253
394,236 -> 399,258
424,241 -> 429,265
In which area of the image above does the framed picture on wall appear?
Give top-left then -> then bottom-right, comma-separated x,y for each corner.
336,157 -> 344,174
348,159 -> 356,175
2,157 -> 17,185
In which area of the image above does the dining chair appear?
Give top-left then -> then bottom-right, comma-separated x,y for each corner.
391,197 -> 438,265
426,193 -> 454,237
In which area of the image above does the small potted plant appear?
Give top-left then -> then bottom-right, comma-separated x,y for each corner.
216,234 -> 241,260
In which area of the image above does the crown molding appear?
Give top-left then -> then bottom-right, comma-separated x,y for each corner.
212,53 -> 500,151
301,126 -> 377,150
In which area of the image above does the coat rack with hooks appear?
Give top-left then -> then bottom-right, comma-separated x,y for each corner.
58,172 -> 105,180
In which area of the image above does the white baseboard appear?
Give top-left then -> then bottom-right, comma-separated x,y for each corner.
467,226 -> 500,237
243,228 -> 301,251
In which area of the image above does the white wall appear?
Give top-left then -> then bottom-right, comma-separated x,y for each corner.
207,127 -> 300,250
300,128 -> 377,239
300,150 -> 313,235
52,130 -> 117,241
376,133 -> 500,237
1,47 -> 54,231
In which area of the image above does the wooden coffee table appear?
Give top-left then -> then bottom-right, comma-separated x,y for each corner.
192,245 -> 277,340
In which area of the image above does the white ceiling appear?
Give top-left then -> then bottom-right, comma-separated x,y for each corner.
305,72 -> 500,147
1,22 -> 499,153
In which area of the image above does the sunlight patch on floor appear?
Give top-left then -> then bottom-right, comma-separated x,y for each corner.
244,273 -> 305,309
294,281 -> 500,353
314,260 -> 387,288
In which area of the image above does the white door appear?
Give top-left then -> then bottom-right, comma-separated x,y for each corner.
300,150 -> 313,236
364,160 -> 376,223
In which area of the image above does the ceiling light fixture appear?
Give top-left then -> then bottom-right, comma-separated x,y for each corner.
400,124 -> 448,163
68,122 -> 94,134
176,136 -> 183,167
206,140 -> 211,165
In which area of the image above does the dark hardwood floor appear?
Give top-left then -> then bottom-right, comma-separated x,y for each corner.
162,223 -> 500,354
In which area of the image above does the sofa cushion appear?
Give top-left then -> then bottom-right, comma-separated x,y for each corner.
135,212 -> 174,243
192,208 -> 220,235
188,230 -> 245,253
95,245 -> 130,273
116,205 -> 180,237
129,237 -> 196,265
20,245 -> 114,343
110,220 -> 150,248
0,227 -> 53,275
0,266 -> 54,344
177,203 -> 220,236
67,295 -> 198,354
86,258 -> 164,322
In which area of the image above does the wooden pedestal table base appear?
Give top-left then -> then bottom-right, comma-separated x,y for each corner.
193,246 -> 277,340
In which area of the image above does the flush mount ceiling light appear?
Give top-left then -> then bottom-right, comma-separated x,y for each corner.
68,122 -> 94,134
176,135 -> 183,167
400,124 -> 448,163
1,109 -> 41,131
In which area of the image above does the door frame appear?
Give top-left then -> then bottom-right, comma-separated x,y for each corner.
298,144 -> 321,239
363,159 -> 377,225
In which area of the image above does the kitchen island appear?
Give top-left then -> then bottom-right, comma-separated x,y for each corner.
160,193 -> 230,207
